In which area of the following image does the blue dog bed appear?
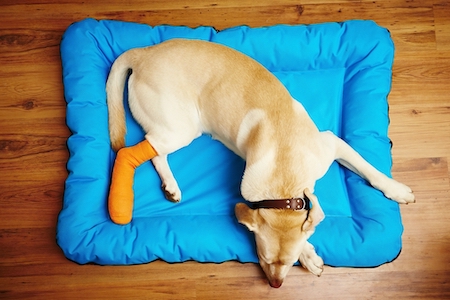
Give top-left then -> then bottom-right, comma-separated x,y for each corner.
57,18 -> 402,267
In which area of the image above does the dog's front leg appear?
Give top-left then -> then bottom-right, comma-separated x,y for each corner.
299,241 -> 324,276
321,131 -> 415,204
151,155 -> 182,202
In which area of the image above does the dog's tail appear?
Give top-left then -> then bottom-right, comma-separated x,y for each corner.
106,50 -> 134,152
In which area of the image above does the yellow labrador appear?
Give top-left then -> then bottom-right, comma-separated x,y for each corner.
106,39 -> 415,288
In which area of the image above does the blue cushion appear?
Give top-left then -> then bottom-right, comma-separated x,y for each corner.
57,18 -> 402,267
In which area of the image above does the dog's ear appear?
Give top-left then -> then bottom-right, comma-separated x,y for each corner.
235,203 -> 259,232
302,189 -> 325,232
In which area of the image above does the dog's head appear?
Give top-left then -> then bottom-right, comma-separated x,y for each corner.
235,189 -> 324,288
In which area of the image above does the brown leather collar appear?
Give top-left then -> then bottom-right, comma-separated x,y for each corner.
250,195 -> 310,211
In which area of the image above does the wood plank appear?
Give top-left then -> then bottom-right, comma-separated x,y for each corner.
0,228 -> 63,265
391,51 -> 450,104
0,0 -> 365,11
0,181 -> 64,229
0,0 -> 437,53
388,49 -> 450,158
434,0 -> 450,51
0,74 -> 62,106
0,276 -> 198,300
0,4 -> 305,31
0,134 -> 67,160
0,149 -> 67,180
391,157 -> 450,276
285,0 -> 436,52
389,104 -> 450,158
0,28 -> 61,54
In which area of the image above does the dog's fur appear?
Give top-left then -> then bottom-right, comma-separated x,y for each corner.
106,39 -> 415,288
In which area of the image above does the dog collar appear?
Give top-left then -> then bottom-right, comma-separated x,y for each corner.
250,196 -> 310,211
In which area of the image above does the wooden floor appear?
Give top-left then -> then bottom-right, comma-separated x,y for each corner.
1,0 -> 449,299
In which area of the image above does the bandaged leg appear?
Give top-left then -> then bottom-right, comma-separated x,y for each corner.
108,140 -> 158,225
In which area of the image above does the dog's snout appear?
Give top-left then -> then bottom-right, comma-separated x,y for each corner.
269,278 -> 283,288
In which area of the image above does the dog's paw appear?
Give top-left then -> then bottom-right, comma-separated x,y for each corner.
162,183 -> 181,203
381,178 -> 415,204
299,242 -> 324,276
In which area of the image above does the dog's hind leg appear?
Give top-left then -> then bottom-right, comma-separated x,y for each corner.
321,131 -> 415,204
151,154 -> 182,203
133,92 -> 202,203
146,129 -> 202,203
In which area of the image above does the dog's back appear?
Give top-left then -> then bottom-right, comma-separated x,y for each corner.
106,39 -> 310,155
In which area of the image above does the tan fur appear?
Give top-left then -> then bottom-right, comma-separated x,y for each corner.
106,39 -> 415,288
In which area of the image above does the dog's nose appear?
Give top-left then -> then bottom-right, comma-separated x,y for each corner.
269,279 -> 283,288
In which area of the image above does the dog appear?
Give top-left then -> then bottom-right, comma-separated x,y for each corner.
106,39 -> 415,288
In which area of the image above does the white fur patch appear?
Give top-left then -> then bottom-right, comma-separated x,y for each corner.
241,147 -> 276,201
236,109 -> 265,154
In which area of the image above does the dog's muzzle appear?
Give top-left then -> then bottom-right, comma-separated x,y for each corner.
250,195 -> 310,211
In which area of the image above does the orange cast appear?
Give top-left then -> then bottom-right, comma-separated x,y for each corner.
108,140 -> 158,225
